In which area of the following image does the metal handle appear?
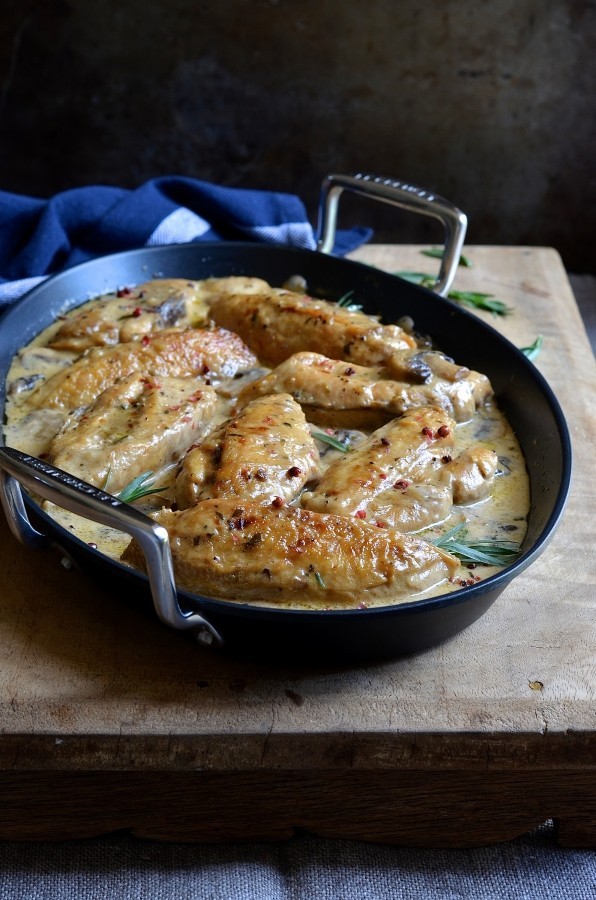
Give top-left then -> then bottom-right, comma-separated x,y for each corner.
316,173 -> 467,297
0,446 -> 222,648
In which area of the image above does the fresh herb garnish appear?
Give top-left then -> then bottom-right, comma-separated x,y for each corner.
431,522 -> 521,566
447,289 -> 513,316
336,290 -> 362,311
421,247 -> 473,268
117,471 -> 168,503
312,431 -> 352,452
521,335 -> 543,361
314,571 -> 326,588
395,271 -> 437,287
395,271 -> 513,317
396,246 -> 513,316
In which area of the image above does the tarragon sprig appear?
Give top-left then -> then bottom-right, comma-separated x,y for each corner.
395,248 -> 513,316
431,522 -> 521,566
396,271 -> 513,317
421,247 -> 473,268
336,290 -> 363,312
520,335 -> 544,361
312,431 -> 352,452
117,471 -> 168,503
447,288 -> 513,316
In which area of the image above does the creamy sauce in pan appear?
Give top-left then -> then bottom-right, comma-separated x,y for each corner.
3,280 -> 530,609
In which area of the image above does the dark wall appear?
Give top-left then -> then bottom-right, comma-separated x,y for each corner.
1,0 -> 595,271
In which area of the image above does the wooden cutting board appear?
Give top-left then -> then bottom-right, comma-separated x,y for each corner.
1,245 -> 595,847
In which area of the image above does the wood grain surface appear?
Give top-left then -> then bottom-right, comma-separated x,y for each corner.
1,245 -> 594,846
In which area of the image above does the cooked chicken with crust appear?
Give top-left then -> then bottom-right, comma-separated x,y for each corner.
446,446 -> 501,505
49,279 -> 211,352
302,407 -> 498,531
203,279 -> 417,367
30,327 -> 258,412
202,276 -> 271,296
5,274 -> 525,612
175,393 -> 320,509
238,350 -> 492,426
122,498 -> 459,605
50,373 -> 219,492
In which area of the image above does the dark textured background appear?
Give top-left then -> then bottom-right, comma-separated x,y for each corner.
1,0 -> 595,271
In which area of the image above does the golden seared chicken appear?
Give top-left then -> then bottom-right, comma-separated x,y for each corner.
122,499 -> 459,605
238,350 -> 493,427
175,393 -> 320,509
49,279 -> 211,352
30,327 -> 258,412
50,373 -> 218,493
302,406 -> 498,532
203,278 -> 417,367
447,446 -> 501,505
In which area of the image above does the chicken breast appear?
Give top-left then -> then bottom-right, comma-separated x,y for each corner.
238,350 -> 493,426
175,393 -> 320,509
204,280 -> 417,367
122,498 -> 459,606
302,406 -> 498,532
30,327 -> 258,411
50,373 -> 219,492
49,279 -> 211,352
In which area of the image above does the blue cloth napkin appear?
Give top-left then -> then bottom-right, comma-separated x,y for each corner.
0,177 -> 370,306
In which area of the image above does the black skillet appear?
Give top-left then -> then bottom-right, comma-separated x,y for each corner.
0,175 -> 572,662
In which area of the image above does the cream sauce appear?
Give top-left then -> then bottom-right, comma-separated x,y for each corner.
3,281 -> 530,609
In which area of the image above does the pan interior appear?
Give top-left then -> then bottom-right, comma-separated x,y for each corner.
0,243 -> 571,624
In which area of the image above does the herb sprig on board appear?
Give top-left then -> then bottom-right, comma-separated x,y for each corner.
395,248 -> 513,316
421,247 -> 473,268
447,289 -> 513,316
396,270 -> 513,316
520,335 -> 544,361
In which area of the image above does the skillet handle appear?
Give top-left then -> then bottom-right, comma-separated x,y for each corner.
0,446 -> 223,648
316,173 -> 467,297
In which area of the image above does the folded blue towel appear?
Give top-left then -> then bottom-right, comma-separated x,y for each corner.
0,177 -> 370,306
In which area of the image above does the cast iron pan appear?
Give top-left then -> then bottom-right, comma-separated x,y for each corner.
0,178 -> 572,662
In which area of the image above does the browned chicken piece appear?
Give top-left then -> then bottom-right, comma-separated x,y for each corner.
49,279 -> 212,352
30,328 -> 258,412
50,373 -> 219,492
122,498 -> 459,606
202,275 -> 272,295
302,406 -> 498,532
203,280 -> 417,367
238,351 -> 493,427
175,393 -> 320,509
446,446 -> 500,505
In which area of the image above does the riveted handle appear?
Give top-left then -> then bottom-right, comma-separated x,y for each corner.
0,446 -> 222,648
316,173 -> 467,297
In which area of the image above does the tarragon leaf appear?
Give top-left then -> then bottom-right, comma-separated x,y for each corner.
431,522 -> 521,566
312,431 -> 352,452
395,271 -> 436,288
394,271 -> 513,316
521,335 -> 544,361
336,290 -> 363,311
448,289 -> 513,316
117,471 -> 168,503
421,247 -> 473,268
